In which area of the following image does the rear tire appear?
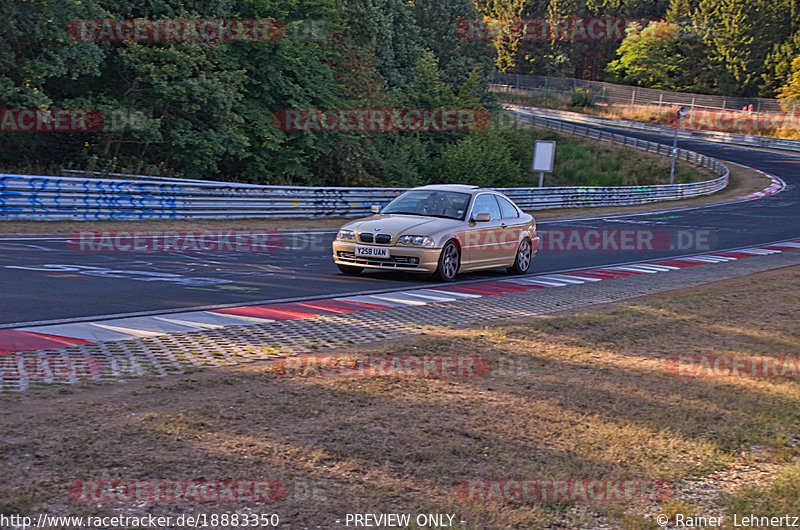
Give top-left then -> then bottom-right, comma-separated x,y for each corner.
432,240 -> 460,282
506,238 -> 532,275
337,264 -> 364,275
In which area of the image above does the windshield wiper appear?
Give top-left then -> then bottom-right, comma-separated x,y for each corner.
383,211 -> 421,216
425,214 -> 459,220
385,211 -> 459,220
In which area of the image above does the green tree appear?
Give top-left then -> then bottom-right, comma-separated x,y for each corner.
314,41 -> 393,186
473,0 -> 539,73
0,0 -> 502,186
435,130 -> 523,187
778,56 -> 800,100
396,49 -> 457,108
226,0 -> 348,184
0,0 -> 106,108
109,42 -> 250,176
456,68 -> 487,108
411,0 -> 494,94
695,0 -> 787,96
0,0 -> 107,170
606,20 -> 711,92
666,0 -> 698,21
335,0 -> 422,87
475,0 -> 672,79
763,29 -> 800,96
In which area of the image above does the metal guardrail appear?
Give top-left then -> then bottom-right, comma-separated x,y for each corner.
0,114 -> 729,220
0,174 -> 405,220
503,102 -> 800,153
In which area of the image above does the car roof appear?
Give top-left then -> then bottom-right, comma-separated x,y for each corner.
412,184 -> 493,195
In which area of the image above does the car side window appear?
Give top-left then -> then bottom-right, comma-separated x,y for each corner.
496,195 -> 519,218
472,194 -> 501,221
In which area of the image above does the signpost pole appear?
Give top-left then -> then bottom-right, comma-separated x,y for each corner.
670,106 -> 689,185
669,120 -> 679,185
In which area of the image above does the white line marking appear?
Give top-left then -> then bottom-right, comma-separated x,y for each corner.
535,275 -> 587,284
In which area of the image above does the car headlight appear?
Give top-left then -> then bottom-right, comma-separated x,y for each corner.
397,235 -> 435,247
336,229 -> 355,241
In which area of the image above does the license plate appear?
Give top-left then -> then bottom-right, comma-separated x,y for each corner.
355,245 -> 389,258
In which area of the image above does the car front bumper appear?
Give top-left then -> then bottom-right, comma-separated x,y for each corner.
332,241 -> 442,273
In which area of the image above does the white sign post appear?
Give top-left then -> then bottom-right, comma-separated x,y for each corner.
532,140 -> 556,187
670,106 -> 689,185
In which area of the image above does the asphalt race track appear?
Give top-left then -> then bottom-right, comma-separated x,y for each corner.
1,117 -> 798,327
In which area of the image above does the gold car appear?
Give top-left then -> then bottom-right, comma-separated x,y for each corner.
332,184 -> 539,281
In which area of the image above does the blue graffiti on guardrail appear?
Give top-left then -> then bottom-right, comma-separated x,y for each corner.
29,177 -> 47,212
53,178 -> 62,209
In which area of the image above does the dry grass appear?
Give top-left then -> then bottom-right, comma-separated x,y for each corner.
597,105 -> 800,141
527,127 -> 709,187
497,91 -> 800,141
1,266 -> 799,528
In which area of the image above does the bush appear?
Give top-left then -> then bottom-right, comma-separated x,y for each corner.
434,129 -> 533,187
569,87 -> 595,108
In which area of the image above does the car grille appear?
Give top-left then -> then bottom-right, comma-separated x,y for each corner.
358,232 -> 393,244
337,251 -> 419,268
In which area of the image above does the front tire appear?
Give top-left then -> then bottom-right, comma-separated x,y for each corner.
432,240 -> 460,282
337,264 -> 363,275
506,238 -> 532,275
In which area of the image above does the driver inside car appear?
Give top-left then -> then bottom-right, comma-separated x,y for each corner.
416,194 -> 442,216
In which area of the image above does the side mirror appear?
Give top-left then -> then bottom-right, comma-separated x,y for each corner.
371,205 -> 382,214
473,212 -> 491,222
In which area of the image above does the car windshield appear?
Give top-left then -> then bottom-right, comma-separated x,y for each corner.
380,190 -> 470,220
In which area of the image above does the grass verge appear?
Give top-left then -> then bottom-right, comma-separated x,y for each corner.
519,129 -> 708,188
496,90 -> 800,141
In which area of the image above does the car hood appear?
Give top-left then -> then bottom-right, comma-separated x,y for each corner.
342,214 -> 460,235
